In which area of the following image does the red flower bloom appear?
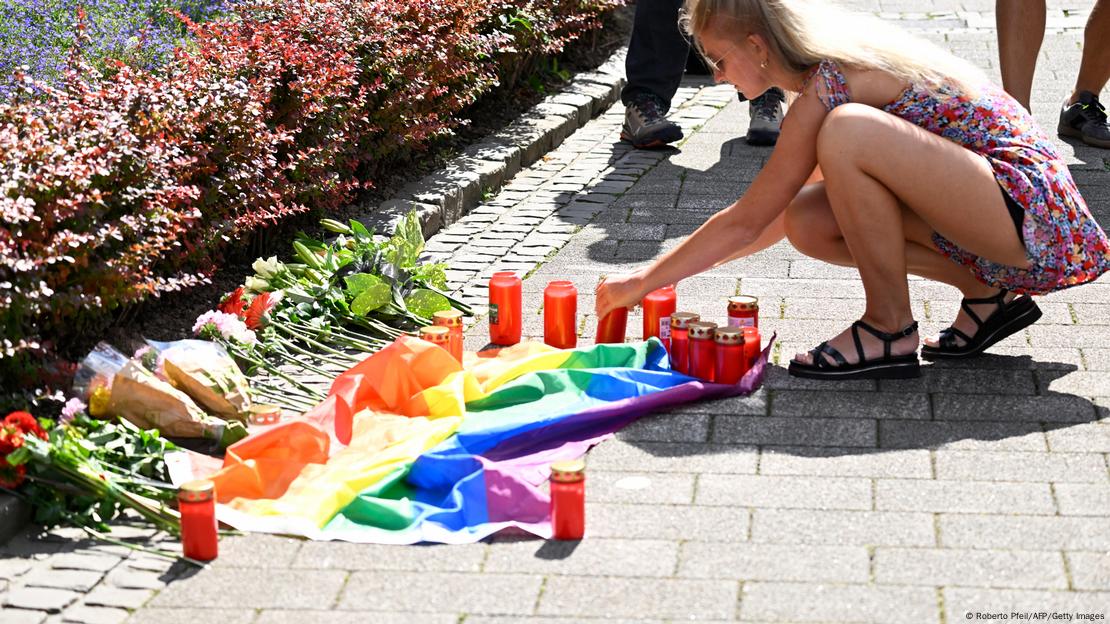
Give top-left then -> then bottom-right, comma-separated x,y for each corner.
4,412 -> 45,439
0,458 -> 27,489
0,426 -> 25,456
244,292 -> 276,330
218,287 -> 248,317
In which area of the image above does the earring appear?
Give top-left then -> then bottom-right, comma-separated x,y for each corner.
760,60 -> 768,69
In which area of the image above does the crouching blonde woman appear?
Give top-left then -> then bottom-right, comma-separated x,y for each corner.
595,0 -> 1110,380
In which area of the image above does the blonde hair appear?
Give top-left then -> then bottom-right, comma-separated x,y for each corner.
681,0 -> 984,95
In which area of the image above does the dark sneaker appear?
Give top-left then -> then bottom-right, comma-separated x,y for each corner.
622,94 -> 683,149
746,87 -> 785,146
1058,90 -> 1110,149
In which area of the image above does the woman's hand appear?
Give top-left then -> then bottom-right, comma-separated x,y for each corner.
595,270 -> 649,319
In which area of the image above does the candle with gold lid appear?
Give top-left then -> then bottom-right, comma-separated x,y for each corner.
550,458 -> 586,540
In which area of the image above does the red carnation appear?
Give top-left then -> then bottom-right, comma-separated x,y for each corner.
0,458 -> 27,489
4,412 -> 45,439
0,426 -> 24,456
244,292 -> 276,330
218,287 -> 248,317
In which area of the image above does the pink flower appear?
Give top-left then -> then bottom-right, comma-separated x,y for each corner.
60,398 -> 87,424
192,311 -> 257,344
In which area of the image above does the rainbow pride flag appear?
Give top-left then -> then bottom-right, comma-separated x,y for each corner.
184,336 -> 770,544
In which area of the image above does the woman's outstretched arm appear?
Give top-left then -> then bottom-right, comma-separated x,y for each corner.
595,89 -> 828,318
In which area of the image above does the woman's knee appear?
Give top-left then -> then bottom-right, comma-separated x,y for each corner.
784,184 -> 840,255
815,103 -> 885,169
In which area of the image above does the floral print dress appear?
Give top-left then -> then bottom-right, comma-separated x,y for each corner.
804,59 -> 1110,295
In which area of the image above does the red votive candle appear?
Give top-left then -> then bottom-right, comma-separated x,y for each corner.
544,281 -> 578,349
433,309 -> 464,363
742,326 -> 761,369
669,312 -> 700,375
178,480 -> 218,561
596,307 -> 629,344
550,458 -> 586,540
714,326 -> 747,384
642,285 -> 677,349
489,271 -> 522,345
688,321 -> 718,382
727,295 -> 759,328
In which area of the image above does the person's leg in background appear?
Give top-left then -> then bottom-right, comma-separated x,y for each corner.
1059,0 -> 1110,148
622,0 -> 689,148
995,0 -> 1046,111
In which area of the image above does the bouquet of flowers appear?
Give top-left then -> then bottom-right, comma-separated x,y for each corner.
1,406 -> 180,535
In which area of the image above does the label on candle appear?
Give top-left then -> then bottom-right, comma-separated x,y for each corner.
488,304 -> 499,325
659,317 -> 671,341
727,316 -> 756,328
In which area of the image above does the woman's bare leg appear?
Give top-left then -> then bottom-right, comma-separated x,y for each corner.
789,104 -> 1028,366
1072,0 -> 1110,102
996,0 -> 1046,110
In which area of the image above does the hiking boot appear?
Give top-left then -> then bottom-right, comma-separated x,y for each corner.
1058,90 -> 1110,149
622,94 -> 683,149
746,87 -> 785,146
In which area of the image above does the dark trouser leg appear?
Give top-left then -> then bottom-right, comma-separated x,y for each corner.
622,0 -> 689,112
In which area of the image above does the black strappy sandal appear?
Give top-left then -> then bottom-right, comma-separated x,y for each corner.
788,320 -> 921,380
921,289 -> 1041,360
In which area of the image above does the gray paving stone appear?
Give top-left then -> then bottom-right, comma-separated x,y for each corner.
587,471 -> 696,504
759,446 -> 932,478
291,541 -> 486,572
537,576 -> 737,620
1046,422 -> 1110,452
150,568 -> 346,609
614,412 -> 710,443
876,479 -> 1055,513
943,587 -> 1110,623
932,392 -> 1098,422
101,569 -> 164,592
484,537 -> 677,577
770,389 -> 931,420
81,588 -> 151,610
739,582 -> 939,623
338,571 -> 540,614
587,502 -> 749,541
22,570 -> 104,592
939,513 -> 1110,550
3,588 -> 78,613
679,542 -> 870,582
125,609 -> 256,624
1040,371 -> 1110,397
696,474 -> 872,510
255,612 -> 457,624
879,420 -> 1048,451
0,609 -> 47,624
712,415 -> 876,447
879,368 -> 1038,394
60,606 -> 127,624
1066,551 -> 1110,590
1054,483 -> 1110,515
47,556 -> 119,574
204,534 -> 301,568
874,547 -> 1068,589
0,559 -> 33,581
750,509 -> 936,546
935,449 -> 1108,482
585,441 -> 758,474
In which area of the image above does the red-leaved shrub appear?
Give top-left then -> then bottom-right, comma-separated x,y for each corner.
0,0 -> 621,392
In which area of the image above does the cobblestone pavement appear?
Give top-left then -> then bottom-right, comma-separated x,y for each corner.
3,4 -> 1110,624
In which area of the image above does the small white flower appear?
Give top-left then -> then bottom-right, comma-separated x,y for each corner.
251,256 -> 282,279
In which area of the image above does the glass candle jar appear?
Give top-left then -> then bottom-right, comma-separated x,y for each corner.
642,286 -> 677,349
714,326 -> 747,384
433,309 -> 464,363
550,458 -> 585,540
668,312 -> 700,375
727,295 -> 759,328
688,321 -> 718,382
489,271 -> 522,345
742,326 -> 761,369
544,281 -> 578,349
178,479 -> 218,561
595,306 -> 629,344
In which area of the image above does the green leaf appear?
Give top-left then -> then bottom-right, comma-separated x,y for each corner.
350,281 -> 391,316
404,289 -> 451,319
385,210 -> 425,269
344,273 -> 384,298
